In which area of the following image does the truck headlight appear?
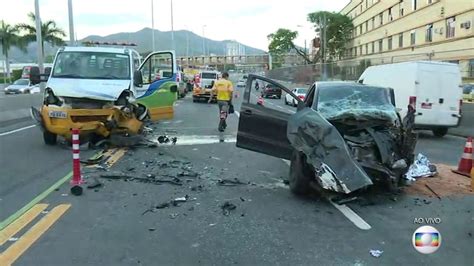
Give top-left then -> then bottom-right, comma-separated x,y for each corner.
44,88 -> 63,106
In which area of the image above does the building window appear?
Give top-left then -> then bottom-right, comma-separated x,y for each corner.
378,39 -> 383,52
400,1 -> 405,17
379,12 -> 383,25
425,24 -> 433,42
360,46 -> 363,55
365,43 -> 369,54
366,0 -> 369,8
372,17 -> 375,29
412,0 -> 417,11
469,59 -> 474,78
360,24 -> 363,34
388,7 -> 393,21
410,30 -> 416,45
372,42 -> 375,53
399,33 -> 404,47
388,36 -> 393,50
355,47 -> 357,56
366,21 -> 369,32
428,0 -> 433,4
446,17 -> 456,38
360,4 -> 363,12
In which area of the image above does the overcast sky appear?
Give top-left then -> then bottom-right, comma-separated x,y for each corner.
0,0 -> 348,51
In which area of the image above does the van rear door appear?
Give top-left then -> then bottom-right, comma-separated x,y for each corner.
416,64 -> 460,127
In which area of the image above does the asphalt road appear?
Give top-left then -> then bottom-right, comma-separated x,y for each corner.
0,76 -> 472,265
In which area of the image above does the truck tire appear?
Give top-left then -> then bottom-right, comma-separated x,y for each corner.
289,151 -> 312,195
43,130 -> 57,145
432,128 -> 448,137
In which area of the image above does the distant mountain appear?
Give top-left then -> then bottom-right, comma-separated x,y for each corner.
3,27 -> 266,63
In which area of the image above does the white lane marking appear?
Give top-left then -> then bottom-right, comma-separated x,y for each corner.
0,125 -> 36,137
151,135 -> 237,146
330,201 -> 372,230
235,111 -> 240,117
280,158 -> 371,230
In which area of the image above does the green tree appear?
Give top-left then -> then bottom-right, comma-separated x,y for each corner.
267,28 -> 313,65
18,12 -> 65,57
308,11 -> 353,61
0,20 -> 25,82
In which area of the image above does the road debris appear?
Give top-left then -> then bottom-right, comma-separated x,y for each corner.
220,201 -> 237,216
425,184 -> 442,200
369,249 -> 383,258
157,136 -> 170,143
169,213 -> 179,219
217,178 -> 247,186
177,171 -> 199,178
8,237 -> 19,242
405,154 -> 438,181
86,178 -> 103,189
148,227 -> 156,231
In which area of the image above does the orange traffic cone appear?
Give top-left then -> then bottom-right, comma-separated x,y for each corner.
470,166 -> 474,191
452,137 -> 473,177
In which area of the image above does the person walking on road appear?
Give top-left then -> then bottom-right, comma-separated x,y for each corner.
209,72 -> 233,132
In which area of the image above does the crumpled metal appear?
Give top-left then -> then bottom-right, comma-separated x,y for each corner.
404,153 -> 437,180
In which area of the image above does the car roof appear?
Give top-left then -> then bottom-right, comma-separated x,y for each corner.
62,46 -> 130,54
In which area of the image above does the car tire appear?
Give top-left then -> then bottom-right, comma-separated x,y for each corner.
192,97 -> 197,103
278,95 -> 281,99
289,150 -> 312,195
43,130 -> 57,145
432,128 -> 448,137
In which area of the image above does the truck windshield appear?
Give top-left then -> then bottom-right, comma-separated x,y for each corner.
52,52 -> 130,80
201,73 -> 217,79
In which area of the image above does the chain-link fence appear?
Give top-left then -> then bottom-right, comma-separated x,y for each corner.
266,48 -> 474,85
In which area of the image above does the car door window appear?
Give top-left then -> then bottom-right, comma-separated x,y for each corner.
140,52 -> 173,85
305,84 -> 316,108
246,76 -> 300,114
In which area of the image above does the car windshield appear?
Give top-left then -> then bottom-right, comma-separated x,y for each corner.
52,51 -> 130,80
201,73 -> 217,79
316,84 -> 397,121
296,88 -> 307,94
13,79 -> 29,85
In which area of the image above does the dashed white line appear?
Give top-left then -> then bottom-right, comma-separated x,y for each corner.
330,201 -> 372,230
0,125 -> 36,137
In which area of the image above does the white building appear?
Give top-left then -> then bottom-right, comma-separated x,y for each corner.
226,41 -> 245,56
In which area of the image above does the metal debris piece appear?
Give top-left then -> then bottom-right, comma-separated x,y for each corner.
146,174 -> 156,179
171,137 -> 177,145
369,249 -> 383,258
177,171 -> 199,178
169,213 -> 179,219
220,201 -> 237,216
334,196 -> 358,205
155,202 -> 170,209
425,184 -> 441,200
217,178 -> 247,186
240,197 -> 246,202
191,185 -> 204,191
148,227 -> 156,231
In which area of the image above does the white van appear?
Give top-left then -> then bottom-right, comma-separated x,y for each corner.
358,61 -> 462,137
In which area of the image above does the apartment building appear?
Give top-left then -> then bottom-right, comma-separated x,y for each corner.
341,0 -> 474,81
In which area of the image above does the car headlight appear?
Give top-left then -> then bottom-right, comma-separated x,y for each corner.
44,88 -> 63,106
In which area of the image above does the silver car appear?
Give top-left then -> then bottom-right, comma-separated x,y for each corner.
4,79 -> 34,94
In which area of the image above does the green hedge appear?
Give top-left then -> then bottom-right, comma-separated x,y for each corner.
12,69 -> 22,81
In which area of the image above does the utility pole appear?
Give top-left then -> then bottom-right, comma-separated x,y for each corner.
202,25 -> 206,56
34,0 -> 44,89
67,0 -> 75,46
151,0 -> 155,51
170,0 -> 175,52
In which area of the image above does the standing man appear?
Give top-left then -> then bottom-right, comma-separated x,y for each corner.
209,72 -> 233,131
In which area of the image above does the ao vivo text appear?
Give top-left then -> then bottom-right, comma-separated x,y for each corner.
413,217 -> 442,224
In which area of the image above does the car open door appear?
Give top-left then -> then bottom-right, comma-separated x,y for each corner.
236,74 -> 303,160
136,51 -> 178,121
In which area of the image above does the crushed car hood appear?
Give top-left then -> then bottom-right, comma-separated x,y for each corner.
287,108 -> 374,194
47,78 -> 131,101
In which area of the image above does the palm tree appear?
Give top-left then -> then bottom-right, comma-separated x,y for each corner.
0,20 -> 25,82
17,12 -> 66,58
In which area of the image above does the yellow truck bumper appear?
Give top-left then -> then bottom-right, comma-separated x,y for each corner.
40,106 -> 143,140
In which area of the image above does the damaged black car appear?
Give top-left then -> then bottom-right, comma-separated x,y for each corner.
236,75 -> 417,195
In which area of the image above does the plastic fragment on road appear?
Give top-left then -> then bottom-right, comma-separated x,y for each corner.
369,249 -> 383,258
217,178 -> 247,186
221,201 -> 237,216
405,153 -> 438,181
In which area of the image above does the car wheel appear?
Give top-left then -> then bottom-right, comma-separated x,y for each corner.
432,128 -> 448,137
43,130 -> 57,145
278,95 -> 281,99
192,97 -> 198,103
289,150 -> 312,195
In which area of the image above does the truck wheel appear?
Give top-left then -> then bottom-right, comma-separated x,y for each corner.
43,130 -> 57,145
289,151 -> 312,195
192,97 -> 197,103
432,128 -> 448,137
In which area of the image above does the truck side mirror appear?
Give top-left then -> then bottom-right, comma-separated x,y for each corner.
133,70 -> 143,87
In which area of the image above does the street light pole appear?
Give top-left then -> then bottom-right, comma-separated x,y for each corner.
151,0 -> 155,51
170,0 -> 175,52
67,0 -> 75,46
34,0 -> 44,89
202,25 -> 206,56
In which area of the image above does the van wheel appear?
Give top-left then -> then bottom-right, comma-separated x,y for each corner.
289,151 -> 312,195
432,128 -> 448,137
43,130 -> 57,145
